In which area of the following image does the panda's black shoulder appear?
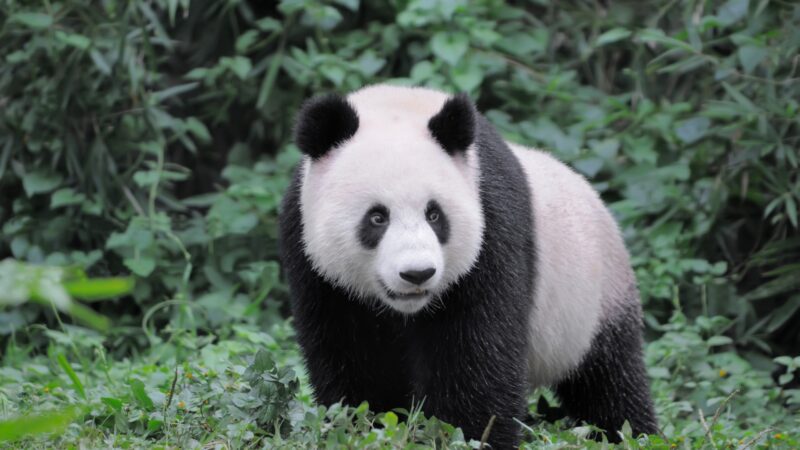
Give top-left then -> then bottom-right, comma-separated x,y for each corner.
278,164 -> 309,283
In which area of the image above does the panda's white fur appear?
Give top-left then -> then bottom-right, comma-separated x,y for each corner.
300,86 -> 484,314
298,84 -> 636,385
510,144 -> 635,386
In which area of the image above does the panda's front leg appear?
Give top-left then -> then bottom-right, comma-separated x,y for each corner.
293,293 -> 412,413
409,313 -> 529,449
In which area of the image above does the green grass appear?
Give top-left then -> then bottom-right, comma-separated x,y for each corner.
1,307 -> 797,448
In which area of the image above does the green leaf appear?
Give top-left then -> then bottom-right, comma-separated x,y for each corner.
0,407 -> 83,442
786,196 -> 798,228
621,420 -> 632,437
381,411 -> 398,428
656,54 -> 709,74
124,257 -> 156,277
675,117 -> 711,145
250,349 -> 277,373
10,12 -> 53,30
431,32 -> 469,66
333,0 -> 359,11
638,28 -> 696,53
573,157 -> 604,177
185,117 -> 211,143
64,277 -> 135,301
184,67 -> 208,80
66,302 -> 111,332
410,61 -> 435,82
495,30 -> 548,57
767,295 -> 800,333
711,261 -> 728,275
147,419 -> 163,432
721,82 -> 758,111
130,378 -> 155,411
224,56 -> 252,80
257,52 -> 284,108
743,273 -> 800,301
590,139 -> 620,159
22,171 -> 63,196
101,397 -> 124,412
89,50 -> 112,75
717,0 -> 749,26
228,213 -> 259,235
648,367 -> 670,379
152,82 -> 199,103
235,30 -> 260,54
738,45 -> 768,73
355,50 -> 386,77
774,356 -> 795,367
57,353 -> 86,399
55,31 -> 91,50
51,188 -> 86,208
451,61 -> 483,91
255,17 -> 281,32
596,28 -> 631,46
303,5 -> 342,30
167,0 -> 179,25
320,64 -> 346,86
133,171 -> 160,187
707,336 -> 734,347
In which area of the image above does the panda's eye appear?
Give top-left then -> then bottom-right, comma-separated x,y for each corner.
370,212 -> 387,226
426,210 -> 440,223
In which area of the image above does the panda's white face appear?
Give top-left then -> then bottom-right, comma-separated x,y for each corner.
299,85 -> 484,315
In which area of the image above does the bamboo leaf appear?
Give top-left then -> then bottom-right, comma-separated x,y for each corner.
64,277 -> 134,301
57,353 -> 86,400
0,407 -> 83,442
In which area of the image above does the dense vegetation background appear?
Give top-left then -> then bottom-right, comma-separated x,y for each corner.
1,0 -> 799,447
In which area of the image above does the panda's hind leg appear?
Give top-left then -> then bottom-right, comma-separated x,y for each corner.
554,299 -> 658,442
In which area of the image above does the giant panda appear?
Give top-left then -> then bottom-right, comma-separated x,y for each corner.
279,84 -> 658,448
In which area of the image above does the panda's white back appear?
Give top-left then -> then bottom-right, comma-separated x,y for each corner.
508,144 -> 637,387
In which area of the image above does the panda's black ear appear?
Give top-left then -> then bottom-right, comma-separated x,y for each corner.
428,93 -> 476,155
294,94 -> 359,159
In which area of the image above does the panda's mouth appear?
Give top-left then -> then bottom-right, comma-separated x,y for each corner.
379,281 -> 429,301
388,289 -> 429,300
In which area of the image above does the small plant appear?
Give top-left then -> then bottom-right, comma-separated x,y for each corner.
0,259 -> 133,331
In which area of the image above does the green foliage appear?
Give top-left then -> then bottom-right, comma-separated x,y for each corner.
1,0 -> 799,447
1,312 -> 797,448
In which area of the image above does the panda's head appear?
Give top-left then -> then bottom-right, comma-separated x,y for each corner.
295,85 -> 484,315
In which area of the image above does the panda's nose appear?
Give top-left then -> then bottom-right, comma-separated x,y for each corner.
399,268 -> 436,285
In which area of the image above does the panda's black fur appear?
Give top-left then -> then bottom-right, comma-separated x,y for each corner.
279,91 -> 657,448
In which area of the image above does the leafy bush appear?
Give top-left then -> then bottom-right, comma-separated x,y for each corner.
0,0 -> 798,447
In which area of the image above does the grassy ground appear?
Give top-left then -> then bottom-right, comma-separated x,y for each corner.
1,304 -> 798,449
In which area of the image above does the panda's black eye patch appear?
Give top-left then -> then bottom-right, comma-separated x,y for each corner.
359,204 -> 390,249
426,200 -> 450,244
